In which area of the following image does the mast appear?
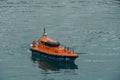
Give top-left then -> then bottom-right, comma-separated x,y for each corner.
43,27 -> 47,37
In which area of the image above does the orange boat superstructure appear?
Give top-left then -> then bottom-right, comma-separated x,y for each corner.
30,28 -> 78,62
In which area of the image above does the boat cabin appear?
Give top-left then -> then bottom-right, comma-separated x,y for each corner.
41,41 -> 60,47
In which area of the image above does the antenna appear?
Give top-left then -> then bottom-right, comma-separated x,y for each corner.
43,27 -> 45,36
43,27 -> 47,36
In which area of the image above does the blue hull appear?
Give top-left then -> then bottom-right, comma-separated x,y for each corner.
31,54 -> 78,70
31,49 -> 77,62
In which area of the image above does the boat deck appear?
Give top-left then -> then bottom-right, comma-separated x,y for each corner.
32,45 -> 78,57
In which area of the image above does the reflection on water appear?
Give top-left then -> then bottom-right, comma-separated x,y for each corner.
31,54 -> 78,71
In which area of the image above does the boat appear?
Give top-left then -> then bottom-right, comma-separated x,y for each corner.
30,28 -> 78,62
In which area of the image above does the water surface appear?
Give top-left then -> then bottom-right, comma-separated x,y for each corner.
0,0 -> 120,80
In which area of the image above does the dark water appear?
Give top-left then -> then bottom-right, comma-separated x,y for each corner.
0,0 -> 120,80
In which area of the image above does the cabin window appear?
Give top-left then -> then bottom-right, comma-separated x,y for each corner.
41,41 -> 60,47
